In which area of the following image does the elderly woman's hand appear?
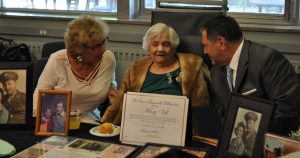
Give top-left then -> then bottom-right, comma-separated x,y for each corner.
108,87 -> 122,104
101,87 -> 123,124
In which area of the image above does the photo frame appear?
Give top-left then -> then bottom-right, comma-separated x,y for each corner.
264,132 -> 300,158
218,93 -> 274,158
132,142 -> 209,158
0,62 -> 33,129
35,89 -> 72,136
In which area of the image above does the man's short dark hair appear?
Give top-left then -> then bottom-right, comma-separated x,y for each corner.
244,112 -> 258,122
0,71 -> 19,84
202,15 -> 243,42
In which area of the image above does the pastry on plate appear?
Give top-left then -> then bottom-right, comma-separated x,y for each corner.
99,123 -> 113,134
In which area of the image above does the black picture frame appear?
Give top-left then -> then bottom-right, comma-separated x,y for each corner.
132,142 -> 210,158
0,62 -> 33,129
218,93 -> 274,158
35,89 -> 72,136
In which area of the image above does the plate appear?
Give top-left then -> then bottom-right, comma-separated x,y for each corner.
0,139 -> 16,157
89,124 -> 120,137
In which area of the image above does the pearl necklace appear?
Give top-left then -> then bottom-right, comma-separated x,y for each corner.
69,60 -> 102,86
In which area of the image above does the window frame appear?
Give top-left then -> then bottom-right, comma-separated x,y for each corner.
0,0 -> 299,25
138,0 -> 299,25
0,0 -> 117,19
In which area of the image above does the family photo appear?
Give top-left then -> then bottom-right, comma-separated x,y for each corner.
35,91 -> 70,135
228,108 -> 262,158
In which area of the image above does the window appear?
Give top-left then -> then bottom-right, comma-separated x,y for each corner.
1,0 -> 117,13
141,0 -> 299,24
0,0 -> 299,24
143,0 -> 285,14
145,0 -> 155,9
228,0 -> 284,14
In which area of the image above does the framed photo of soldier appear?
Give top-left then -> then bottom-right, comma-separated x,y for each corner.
218,93 -> 274,158
35,89 -> 72,136
0,62 -> 33,129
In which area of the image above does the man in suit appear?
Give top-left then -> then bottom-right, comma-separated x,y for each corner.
201,15 -> 300,135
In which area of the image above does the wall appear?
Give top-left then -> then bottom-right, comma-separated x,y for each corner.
1,17 -> 300,75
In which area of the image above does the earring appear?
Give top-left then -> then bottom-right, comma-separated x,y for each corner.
77,56 -> 83,62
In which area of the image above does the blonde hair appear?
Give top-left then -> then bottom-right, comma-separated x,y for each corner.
142,23 -> 180,51
64,15 -> 109,57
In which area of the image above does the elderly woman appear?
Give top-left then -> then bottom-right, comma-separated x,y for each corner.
229,122 -> 245,155
33,15 -> 116,118
101,23 -> 211,130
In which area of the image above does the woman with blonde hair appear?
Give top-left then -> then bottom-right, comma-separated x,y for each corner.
33,15 -> 116,119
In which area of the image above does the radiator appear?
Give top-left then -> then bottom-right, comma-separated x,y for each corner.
110,47 -> 147,86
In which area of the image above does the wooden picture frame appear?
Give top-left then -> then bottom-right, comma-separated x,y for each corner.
218,93 -> 274,158
35,89 -> 72,136
0,62 -> 33,129
132,142 -> 209,158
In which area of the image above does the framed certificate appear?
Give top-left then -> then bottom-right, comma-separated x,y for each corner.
120,92 -> 189,146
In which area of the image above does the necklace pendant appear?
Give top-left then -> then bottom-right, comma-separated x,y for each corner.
167,76 -> 173,84
167,72 -> 173,84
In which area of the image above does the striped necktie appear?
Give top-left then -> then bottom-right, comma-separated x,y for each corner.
226,66 -> 233,92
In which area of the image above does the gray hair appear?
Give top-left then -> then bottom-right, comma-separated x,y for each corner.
142,23 -> 180,51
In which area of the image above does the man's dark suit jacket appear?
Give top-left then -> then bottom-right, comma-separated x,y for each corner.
211,39 -> 300,135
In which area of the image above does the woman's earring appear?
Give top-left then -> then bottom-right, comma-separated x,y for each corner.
77,56 -> 83,62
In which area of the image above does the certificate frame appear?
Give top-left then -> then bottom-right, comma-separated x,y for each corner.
218,93 -> 274,158
35,89 -> 72,136
0,62 -> 33,129
120,92 -> 189,146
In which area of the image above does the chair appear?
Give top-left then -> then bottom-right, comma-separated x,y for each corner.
151,11 -> 223,68
33,58 -> 48,90
41,41 -> 65,58
34,41 -> 65,90
151,10 -> 223,139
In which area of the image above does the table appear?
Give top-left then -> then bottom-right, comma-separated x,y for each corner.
0,123 -> 217,157
0,123 -> 119,157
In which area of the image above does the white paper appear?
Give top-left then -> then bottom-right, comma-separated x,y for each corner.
120,92 -> 189,146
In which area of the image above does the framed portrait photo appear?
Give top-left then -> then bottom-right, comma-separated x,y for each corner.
218,93 -> 274,158
0,62 -> 33,129
35,89 -> 72,136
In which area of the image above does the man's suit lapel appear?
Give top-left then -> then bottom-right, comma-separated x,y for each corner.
234,40 -> 250,92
